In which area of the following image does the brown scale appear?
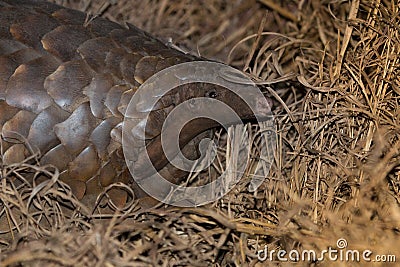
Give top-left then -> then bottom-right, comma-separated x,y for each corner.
0,0 -> 272,207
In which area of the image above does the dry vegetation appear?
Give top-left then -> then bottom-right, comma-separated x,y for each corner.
1,0 -> 399,266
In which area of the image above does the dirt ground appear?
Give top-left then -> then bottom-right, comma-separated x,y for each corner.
1,0 -> 399,266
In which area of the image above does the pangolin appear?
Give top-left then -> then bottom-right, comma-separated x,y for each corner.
0,0 -> 272,206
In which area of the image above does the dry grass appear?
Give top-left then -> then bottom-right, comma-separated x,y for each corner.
1,0 -> 399,266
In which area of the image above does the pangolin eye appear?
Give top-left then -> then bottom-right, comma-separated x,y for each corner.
206,91 -> 218,98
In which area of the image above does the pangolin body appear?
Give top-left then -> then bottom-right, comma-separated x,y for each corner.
0,0 -> 271,206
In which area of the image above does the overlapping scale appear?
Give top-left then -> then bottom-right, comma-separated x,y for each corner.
45,59 -> 93,112
53,103 -> 99,156
6,55 -> 60,113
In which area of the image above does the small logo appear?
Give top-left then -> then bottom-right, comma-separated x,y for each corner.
336,238 -> 348,249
